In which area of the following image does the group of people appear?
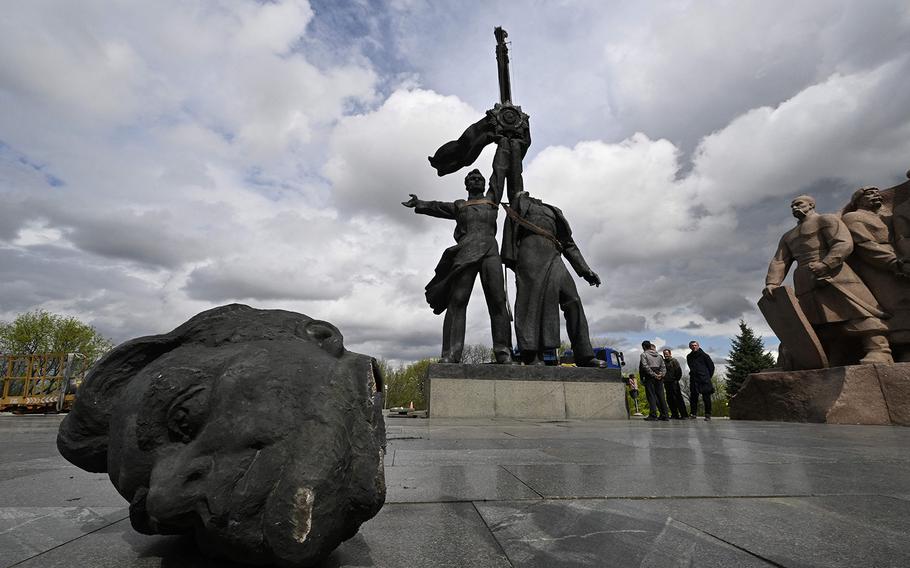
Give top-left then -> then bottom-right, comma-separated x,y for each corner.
630,340 -> 716,421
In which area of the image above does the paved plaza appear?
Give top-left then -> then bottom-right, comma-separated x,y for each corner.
2,414 -> 909,567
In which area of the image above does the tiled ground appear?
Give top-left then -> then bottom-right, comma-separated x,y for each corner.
3,415 -> 909,567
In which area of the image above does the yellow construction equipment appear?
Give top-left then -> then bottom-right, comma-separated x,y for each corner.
0,352 -> 87,413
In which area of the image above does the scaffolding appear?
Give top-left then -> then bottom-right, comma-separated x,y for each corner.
0,352 -> 87,413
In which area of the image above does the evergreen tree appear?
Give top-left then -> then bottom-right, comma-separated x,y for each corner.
725,320 -> 776,400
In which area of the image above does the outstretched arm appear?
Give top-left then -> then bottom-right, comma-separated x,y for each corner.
402,194 -> 457,219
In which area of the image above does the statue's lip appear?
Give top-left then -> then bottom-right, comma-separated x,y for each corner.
130,486 -> 201,534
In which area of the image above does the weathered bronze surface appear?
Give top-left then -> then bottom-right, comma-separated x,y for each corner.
58,304 -> 386,567
415,28 -> 604,367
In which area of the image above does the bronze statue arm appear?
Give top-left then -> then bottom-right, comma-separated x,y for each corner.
563,241 -> 601,287
412,198 -> 458,220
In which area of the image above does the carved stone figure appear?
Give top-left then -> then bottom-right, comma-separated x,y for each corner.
841,187 -> 910,361
403,169 -> 513,364
57,304 -> 386,568
763,195 -> 892,365
892,170 -> 910,259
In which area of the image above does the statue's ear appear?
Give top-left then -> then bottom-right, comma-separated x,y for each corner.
57,334 -> 180,473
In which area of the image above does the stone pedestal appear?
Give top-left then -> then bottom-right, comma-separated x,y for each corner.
424,364 -> 627,419
730,362 -> 910,426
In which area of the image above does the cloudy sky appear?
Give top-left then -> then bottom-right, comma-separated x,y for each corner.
2,0 -> 909,368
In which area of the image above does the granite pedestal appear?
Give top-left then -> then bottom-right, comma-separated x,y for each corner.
731,362 -> 910,425
424,364 -> 626,419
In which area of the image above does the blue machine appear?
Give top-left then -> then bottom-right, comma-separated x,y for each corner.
511,347 -> 561,366
561,347 -> 625,369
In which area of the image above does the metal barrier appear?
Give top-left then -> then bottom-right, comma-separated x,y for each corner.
0,353 -> 86,413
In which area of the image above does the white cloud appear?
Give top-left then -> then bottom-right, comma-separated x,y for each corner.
1,1 -> 909,367
690,59 -> 910,214
324,88 -> 495,219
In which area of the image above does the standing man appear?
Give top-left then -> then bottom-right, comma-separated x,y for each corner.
639,341 -> 669,421
661,348 -> 688,419
686,340 -> 715,421
763,195 -> 891,364
402,169 -> 513,364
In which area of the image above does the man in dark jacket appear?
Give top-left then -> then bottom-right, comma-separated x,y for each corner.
661,348 -> 688,419
686,340 -> 715,420
639,341 -> 669,421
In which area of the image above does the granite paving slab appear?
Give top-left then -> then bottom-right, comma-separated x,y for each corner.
0,506 -> 126,567
475,499 -> 776,568
501,463 -> 798,499
385,465 -> 541,503
392,448 -> 564,466
625,495 -> 910,568
11,503 -> 513,568
0,466 -> 125,508
4,415 -> 910,567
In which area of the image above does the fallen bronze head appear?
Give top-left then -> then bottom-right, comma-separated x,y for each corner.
58,304 -> 386,567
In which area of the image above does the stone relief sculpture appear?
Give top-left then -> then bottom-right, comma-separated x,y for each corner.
57,304 -> 386,567
841,186 -> 910,361
892,170 -> 910,259
760,170 -> 910,370
762,195 -> 892,368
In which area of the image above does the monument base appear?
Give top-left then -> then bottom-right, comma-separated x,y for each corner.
424,364 -> 627,419
730,362 -> 910,426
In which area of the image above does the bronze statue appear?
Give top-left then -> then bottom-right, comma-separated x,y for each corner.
763,195 -> 892,365
416,27 -> 604,366
402,169 -> 513,364
841,187 -> 910,361
499,146 -> 605,367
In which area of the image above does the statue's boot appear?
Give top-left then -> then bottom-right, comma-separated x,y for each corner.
576,356 -> 607,368
859,334 -> 893,364
521,350 -> 545,366
494,349 -> 516,365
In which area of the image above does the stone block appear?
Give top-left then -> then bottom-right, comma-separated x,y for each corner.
427,378 -> 496,418
731,363 -> 910,425
876,364 -> 910,426
424,364 -> 626,420
826,366 -> 891,424
564,382 -> 628,419
493,380 -> 566,419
